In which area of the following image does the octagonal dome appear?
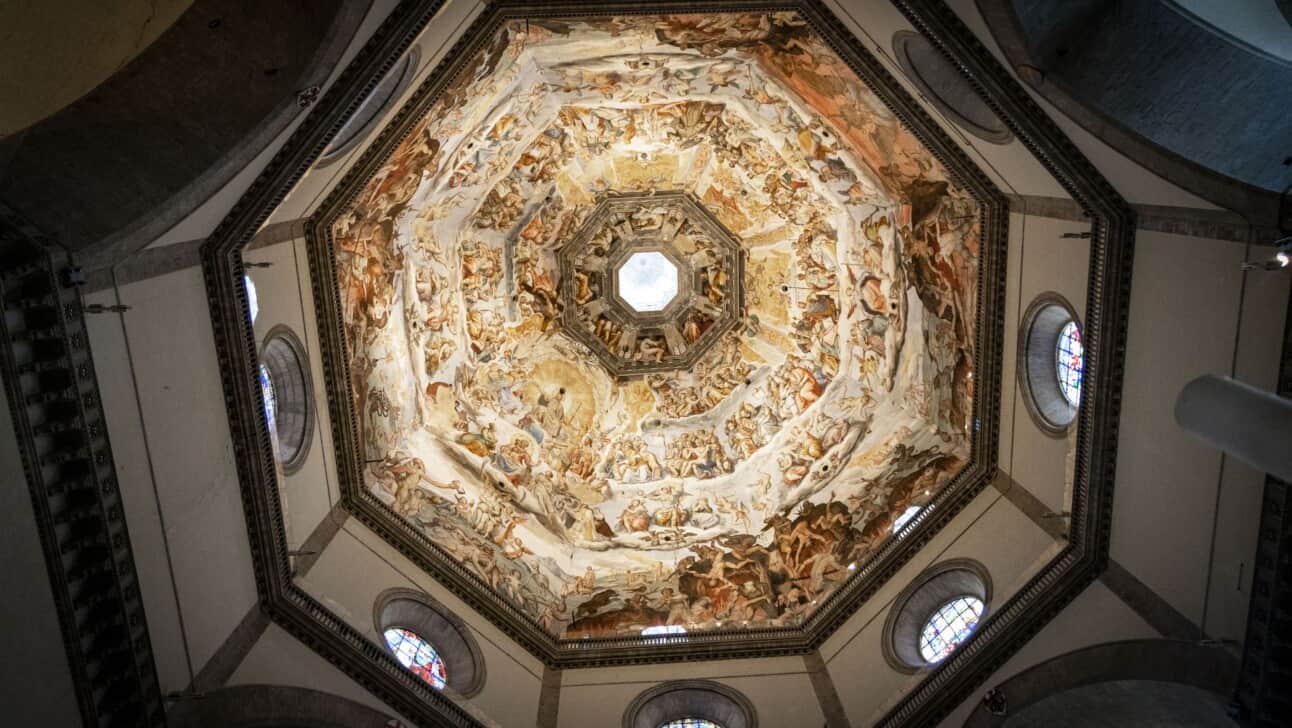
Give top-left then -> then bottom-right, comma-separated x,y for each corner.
319,8 -> 994,646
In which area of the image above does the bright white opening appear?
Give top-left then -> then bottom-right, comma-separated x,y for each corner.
893,505 -> 923,534
245,274 -> 259,323
617,251 -> 679,312
641,625 -> 687,636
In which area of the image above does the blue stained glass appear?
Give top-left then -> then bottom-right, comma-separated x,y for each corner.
383,628 -> 447,689
259,363 -> 277,432
659,720 -> 723,728
1056,321 -> 1083,406
918,596 -> 984,663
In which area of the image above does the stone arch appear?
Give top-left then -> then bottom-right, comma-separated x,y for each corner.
962,638 -> 1239,727
623,680 -> 758,728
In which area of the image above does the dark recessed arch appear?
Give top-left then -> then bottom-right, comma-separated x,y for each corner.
0,0 -> 373,267
962,639 -> 1239,727
623,680 -> 757,728
975,0 -> 1290,224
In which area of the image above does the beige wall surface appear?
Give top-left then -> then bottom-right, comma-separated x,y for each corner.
245,237 -> 341,550
0,0 -> 191,135
559,655 -> 823,728
1000,213 -> 1090,513
935,579 -> 1159,728
823,491 -> 1056,725
229,622 -> 411,724
84,267 -> 259,691
300,521 -> 545,727
1112,230 -> 1288,641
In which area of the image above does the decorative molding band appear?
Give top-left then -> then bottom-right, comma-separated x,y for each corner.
198,0 -> 490,724
874,0 -> 1134,724
1006,194 -> 1282,245
804,650 -> 853,728
82,217 -> 307,293
537,665 -> 562,728
1099,560 -> 1204,642
0,206 -> 165,726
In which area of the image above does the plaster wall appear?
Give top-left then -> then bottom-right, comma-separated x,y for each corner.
266,0 -> 486,226
0,372 -> 82,725
229,621 -> 410,725
935,579 -> 1160,728
300,520 -> 544,728
558,655 -> 822,728
1000,212 -> 1090,514
245,237 -> 341,549
0,0 -> 191,135
1111,230 -> 1289,642
820,489 -> 1057,726
83,267 -> 259,692
820,0 -> 1071,202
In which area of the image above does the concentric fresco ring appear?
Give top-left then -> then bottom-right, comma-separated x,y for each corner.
324,9 -> 988,642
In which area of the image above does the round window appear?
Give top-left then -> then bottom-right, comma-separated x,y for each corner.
1018,293 -> 1083,434
918,596 -> 984,664
882,559 -> 992,673
258,327 -> 314,473
382,627 -> 447,689
660,720 -> 724,728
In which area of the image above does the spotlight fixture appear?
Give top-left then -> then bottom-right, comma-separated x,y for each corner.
1241,237 -> 1292,271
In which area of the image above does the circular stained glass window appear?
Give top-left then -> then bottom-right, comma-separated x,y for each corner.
918,596 -> 984,664
1056,321 -> 1084,406
659,720 -> 724,728
382,627 -> 447,689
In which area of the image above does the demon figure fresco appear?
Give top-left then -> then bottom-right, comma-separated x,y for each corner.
331,12 -> 981,639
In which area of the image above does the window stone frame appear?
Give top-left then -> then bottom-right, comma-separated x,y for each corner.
623,680 -> 757,728
882,559 -> 992,674
1017,293 -> 1083,436
316,44 -> 423,168
892,30 -> 1013,145
259,325 -> 315,474
374,588 -> 486,698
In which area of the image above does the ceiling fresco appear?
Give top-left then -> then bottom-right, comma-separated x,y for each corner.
330,11 -> 981,640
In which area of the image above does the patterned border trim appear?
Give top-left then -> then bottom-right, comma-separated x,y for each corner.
874,1 -> 1133,724
0,207 -> 165,726
303,0 -> 1006,667
198,1 -> 491,725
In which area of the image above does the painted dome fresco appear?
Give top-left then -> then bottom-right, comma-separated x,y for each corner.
329,11 -> 982,641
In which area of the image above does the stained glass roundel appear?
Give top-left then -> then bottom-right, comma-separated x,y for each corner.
1056,321 -> 1083,406
382,627 -> 447,689
918,596 -> 984,663
659,720 -> 724,728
